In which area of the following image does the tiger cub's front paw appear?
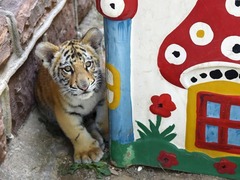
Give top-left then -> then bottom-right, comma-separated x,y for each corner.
74,140 -> 104,164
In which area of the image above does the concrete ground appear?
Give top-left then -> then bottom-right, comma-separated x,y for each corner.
0,108 -> 226,180
0,6 -> 227,180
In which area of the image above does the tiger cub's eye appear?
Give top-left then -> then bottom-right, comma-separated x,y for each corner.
63,66 -> 72,73
85,61 -> 92,68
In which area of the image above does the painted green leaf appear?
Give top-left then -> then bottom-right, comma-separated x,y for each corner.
136,118 -> 176,141
136,121 -> 152,135
137,129 -> 147,139
160,124 -> 175,138
164,133 -> 177,142
149,119 -> 160,134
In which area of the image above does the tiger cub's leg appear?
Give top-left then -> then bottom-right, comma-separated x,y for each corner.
95,100 -> 109,141
55,108 -> 103,163
84,117 -> 105,150
83,101 -> 108,150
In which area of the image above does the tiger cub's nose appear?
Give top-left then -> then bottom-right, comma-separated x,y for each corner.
78,80 -> 89,91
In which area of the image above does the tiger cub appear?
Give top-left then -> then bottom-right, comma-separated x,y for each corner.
35,28 -> 108,164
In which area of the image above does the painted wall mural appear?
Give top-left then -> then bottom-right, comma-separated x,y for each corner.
158,0 -> 240,159
96,0 -> 240,179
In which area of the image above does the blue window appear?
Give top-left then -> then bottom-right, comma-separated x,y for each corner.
228,128 -> 240,146
207,101 -> 220,118
206,125 -> 218,143
230,105 -> 240,121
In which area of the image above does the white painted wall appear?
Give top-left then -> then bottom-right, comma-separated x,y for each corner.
131,0 -> 198,148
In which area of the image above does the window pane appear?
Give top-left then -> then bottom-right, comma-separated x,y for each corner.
230,105 -> 240,121
207,101 -> 220,118
228,128 -> 240,146
206,125 -> 218,143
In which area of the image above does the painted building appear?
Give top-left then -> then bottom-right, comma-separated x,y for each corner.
96,0 -> 240,179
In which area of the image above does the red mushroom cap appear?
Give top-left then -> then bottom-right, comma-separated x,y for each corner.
95,0 -> 138,20
158,0 -> 240,89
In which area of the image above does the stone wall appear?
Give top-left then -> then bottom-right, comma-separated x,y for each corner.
0,0 -> 94,163
0,106 -> 7,163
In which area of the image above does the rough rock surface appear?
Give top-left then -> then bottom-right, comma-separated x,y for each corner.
8,52 -> 38,135
0,0 -> 54,65
0,0 -> 93,64
43,0 -> 94,44
0,106 -> 7,163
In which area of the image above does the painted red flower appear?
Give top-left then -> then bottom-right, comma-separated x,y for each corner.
157,151 -> 178,168
149,94 -> 176,117
214,158 -> 237,175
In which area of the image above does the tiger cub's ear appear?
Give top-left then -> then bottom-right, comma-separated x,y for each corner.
81,28 -> 103,51
35,42 -> 59,68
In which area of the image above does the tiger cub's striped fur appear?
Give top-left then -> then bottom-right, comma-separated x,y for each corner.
35,28 -> 108,164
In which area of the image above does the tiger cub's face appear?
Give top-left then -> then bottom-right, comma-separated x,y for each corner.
35,28 -> 104,99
